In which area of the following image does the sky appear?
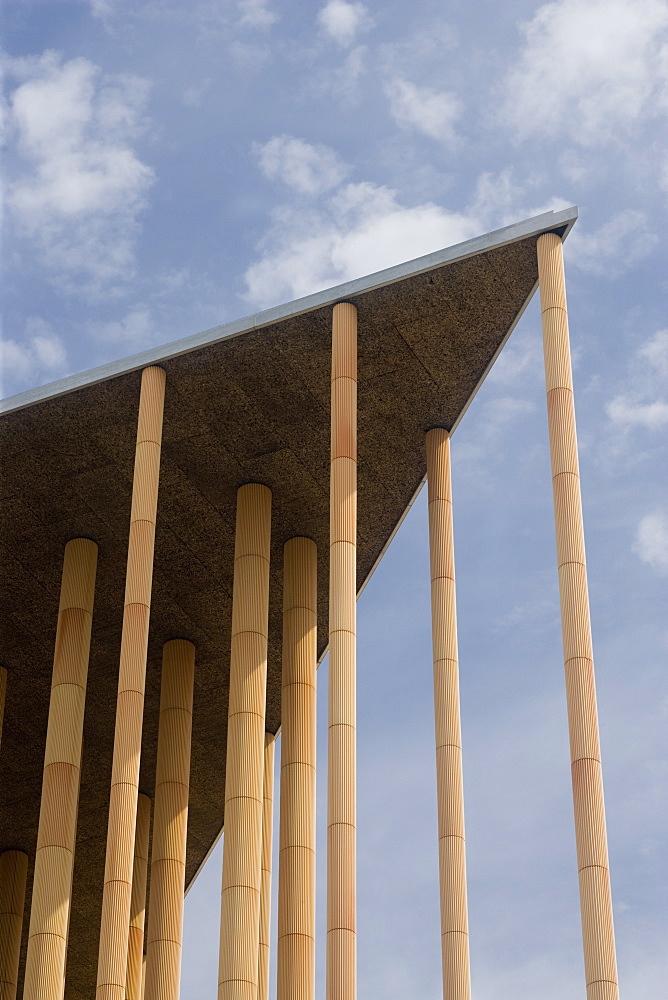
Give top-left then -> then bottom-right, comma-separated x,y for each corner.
2,0 -> 667,997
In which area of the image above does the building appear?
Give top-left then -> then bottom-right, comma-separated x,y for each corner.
0,207 -> 619,999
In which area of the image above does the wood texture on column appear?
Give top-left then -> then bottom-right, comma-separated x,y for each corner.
426,429 -> 471,1000
0,667 -> 6,748
144,640 -> 195,1000
0,851 -> 27,1000
218,483 -> 272,1000
537,233 -> 618,1000
126,794 -> 151,1000
23,538 -> 98,1000
277,537 -> 317,1000
258,733 -> 275,1000
327,302 -> 357,1000
96,365 -> 166,1000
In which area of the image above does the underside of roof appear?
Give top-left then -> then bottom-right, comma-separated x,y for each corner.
0,206 -> 576,995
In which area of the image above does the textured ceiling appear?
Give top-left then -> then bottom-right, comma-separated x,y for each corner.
0,214 -> 573,995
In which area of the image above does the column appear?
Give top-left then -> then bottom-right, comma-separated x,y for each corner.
218,483 -> 272,1000
97,365 -> 166,1000
126,794 -> 151,1000
327,302 -> 357,1000
145,640 -> 195,1000
0,851 -> 27,1000
258,733 -> 275,1000
23,537 -> 98,1000
426,429 -> 471,1000
537,233 -> 618,1000
277,537 -> 317,1000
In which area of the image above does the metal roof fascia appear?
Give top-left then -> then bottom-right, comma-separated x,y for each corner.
0,206 -> 577,416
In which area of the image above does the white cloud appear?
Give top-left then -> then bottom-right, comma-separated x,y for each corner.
314,43 -> 368,104
245,145 -> 577,310
238,0 -> 277,28
385,78 -> 462,144
568,210 -> 659,277
255,135 -> 349,195
0,318 -> 67,397
639,329 -> 668,378
318,0 -> 372,47
501,0 -> 668,145
606,329 -> 668,431
5,51 -> 154,299
634,511 -> 668,573
488,328 -> 542,387
606,398 -> 668,429
89,0 -> 116,16
89,305 -> 155,347
244,178 -> 482,308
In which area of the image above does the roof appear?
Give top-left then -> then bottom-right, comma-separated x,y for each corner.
0,206 -> 577,995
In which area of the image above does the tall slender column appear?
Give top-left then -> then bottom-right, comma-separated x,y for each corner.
24,537 -> 98,999
145,640 -> 195,1000
327,302 -> 357,1000
97,365 -> 166,1000
277,537 -> 317,1000
218,483 -> 272,1000
0,851 -> 27,1000
0,667 -> 6,747
258,733 -> 275,1000
426,429 -> 471,1000
126,794 -> 151,1000
537,233 -> 618,1000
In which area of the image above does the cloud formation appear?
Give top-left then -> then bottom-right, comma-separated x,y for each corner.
501,0 -> 668,145
238,0 -> 277,29
634,510 -> 668,573
5,51 -> 154,299
607,329 -> 668,430
0,318 -> 67,396
318,1 -> 372,47
255,134 -> 349,194
244,164 -> 482,307
567,210 -> 658,277
245,140 -> 575,310
385,78 -> 462,144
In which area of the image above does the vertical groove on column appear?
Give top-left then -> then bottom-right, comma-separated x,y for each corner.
0,851 -> 27,1000
144,640 -> 195,1000
277,537 -> 317,1000
537,233 -> 618,1000
218,483 -> 272,1000
126,794 -> 151,1000
426,429 -> 471,1000
0,667 -> 6,748
327,302 -> 357,1000
258,733 -> 275,1000
23,538 -> 98,1000
96,366 -> 166,1000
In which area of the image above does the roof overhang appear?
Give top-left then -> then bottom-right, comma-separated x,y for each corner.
0,206 -> 577,995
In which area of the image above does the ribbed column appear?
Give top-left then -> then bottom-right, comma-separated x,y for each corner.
537,233 -> 619,1000
327,302 -> 357,1000
425,429 -> 471,1000
277,537 -> 317,1000
96,365 -> 166,1000
126,794 -> 151,1000
23,538 -> 98,1000
0,667 -> 6,747
218,483 -> 272,1000
0,851 -> 27,1000
258,733 -> 275,1000
144,640 -> 195,1000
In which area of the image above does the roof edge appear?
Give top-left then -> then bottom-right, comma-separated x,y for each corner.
1,206 -> 577,416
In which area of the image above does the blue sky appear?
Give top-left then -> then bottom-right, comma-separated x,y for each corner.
2,1 -> 667,997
